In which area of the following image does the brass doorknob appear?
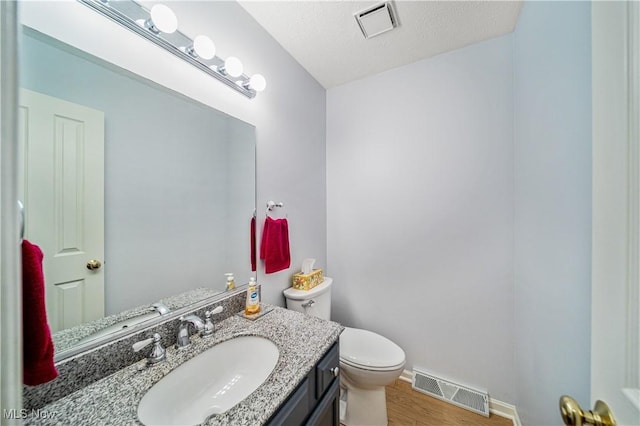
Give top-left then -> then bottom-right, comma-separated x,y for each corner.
560,395 -> 616,426
86,259 -> 102,270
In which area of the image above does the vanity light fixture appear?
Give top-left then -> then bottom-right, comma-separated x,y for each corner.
189,35 -> 216,60
79,0 -> 265,99
245,74 -> 267,92
146,4 -> 178,34
218,56 -> 243,78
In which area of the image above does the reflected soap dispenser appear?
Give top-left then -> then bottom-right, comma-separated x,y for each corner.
225,273 -> 236,291
245,277 -> 260,315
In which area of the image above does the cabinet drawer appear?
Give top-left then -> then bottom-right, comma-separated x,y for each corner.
315,342 -> 339,399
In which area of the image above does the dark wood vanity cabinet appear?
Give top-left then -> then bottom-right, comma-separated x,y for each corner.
267,341 -> 340,426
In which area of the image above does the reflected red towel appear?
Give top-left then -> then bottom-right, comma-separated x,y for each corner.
251,216 -> 257,272
22,240 -> 58,386
260,217 -> 291,274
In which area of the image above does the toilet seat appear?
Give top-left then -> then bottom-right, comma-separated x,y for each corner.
339,327 -> 405,372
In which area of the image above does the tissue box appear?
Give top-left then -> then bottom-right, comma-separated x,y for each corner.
292,269 -> 324,290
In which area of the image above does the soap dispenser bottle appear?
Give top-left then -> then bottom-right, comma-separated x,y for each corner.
245,277 -> 260,315
225,273 -> 235,291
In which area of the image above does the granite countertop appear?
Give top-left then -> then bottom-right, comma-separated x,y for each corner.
27,305 -> 343,426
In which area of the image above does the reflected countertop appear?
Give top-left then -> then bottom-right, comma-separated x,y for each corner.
53,287 -> 223,355
27,305 -> 343,425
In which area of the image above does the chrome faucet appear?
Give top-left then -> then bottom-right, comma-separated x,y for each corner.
175,314 -> 205,349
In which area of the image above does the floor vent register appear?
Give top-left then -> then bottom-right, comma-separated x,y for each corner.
412,369 -> 490,417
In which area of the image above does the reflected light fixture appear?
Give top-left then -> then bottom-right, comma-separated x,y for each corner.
79,0 -> 266,99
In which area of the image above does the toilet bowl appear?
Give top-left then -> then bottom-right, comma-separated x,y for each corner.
339,327 -> 405,426
283,278 -> 406,426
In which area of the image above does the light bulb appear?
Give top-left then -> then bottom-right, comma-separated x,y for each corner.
149,4 -> 178,34
223,57 -> 243,78
193,35 -> 216,60
248,74 -> 267,92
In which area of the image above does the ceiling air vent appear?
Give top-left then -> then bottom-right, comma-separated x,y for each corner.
355,2 -> 397,39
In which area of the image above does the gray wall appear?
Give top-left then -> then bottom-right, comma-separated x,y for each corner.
327,35 -> 515,402
513,2 -> 592,424
327,2 -> 593,418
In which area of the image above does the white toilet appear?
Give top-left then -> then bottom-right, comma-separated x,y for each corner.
283,277 -> 405,426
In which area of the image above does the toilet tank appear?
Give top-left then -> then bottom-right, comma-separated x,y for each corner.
283,277 -> 333,321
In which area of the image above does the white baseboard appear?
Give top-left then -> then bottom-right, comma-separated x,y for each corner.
398,369 -> 521,426
489,398 -> 522,426
399,369 -> 413,383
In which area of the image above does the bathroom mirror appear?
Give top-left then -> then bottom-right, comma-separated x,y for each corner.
19,27 -> 256,359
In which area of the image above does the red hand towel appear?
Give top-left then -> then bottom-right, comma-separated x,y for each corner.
22,239 -> 58,386
260,217 -> 291,274
251,216 -> 257,272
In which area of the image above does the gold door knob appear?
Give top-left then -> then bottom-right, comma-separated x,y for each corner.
560,395 -> 616,426
86,259 -> 102,270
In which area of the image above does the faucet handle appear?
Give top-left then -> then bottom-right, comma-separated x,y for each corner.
133,333 -> 166,365
133,334 -> 156,352
208,306 -> 224,316
201,306 -> 224,337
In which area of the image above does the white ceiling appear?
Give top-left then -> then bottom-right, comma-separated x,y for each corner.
238,0 -> 523,89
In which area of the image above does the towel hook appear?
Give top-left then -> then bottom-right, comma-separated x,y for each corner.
18,200 -> 24,243
266,200 -> 284,216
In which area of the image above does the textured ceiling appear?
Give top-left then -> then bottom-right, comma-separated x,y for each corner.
238,0 -> 523,88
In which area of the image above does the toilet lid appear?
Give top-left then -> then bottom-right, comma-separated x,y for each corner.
340,327 -> 405,371
283,277 -> 332,300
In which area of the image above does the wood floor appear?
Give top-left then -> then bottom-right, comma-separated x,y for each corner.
385,379 -> 513,426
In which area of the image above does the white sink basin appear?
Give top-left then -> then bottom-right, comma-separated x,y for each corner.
137,336 -> 279,426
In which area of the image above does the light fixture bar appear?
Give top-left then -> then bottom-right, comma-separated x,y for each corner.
78,0 -> 258,99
